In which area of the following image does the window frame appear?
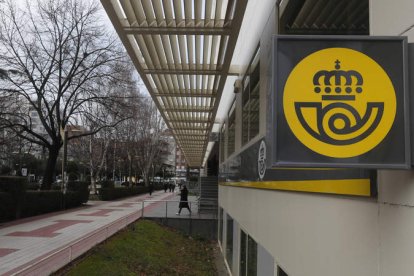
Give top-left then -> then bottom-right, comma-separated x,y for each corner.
226,214 -> 234,271
220,123 -> 226,163
239,228 -> 258,276
227,100 -> 236,157
241,45 -> 261,146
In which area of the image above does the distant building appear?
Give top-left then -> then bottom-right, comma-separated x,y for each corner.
159,129 -> 176,177
175,145 -> 187,182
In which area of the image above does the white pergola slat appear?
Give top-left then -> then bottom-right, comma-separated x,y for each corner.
102,0 -> 247,167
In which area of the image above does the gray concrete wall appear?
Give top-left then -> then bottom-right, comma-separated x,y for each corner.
219,1 -> 414,276
148,218 -> 217,240
257,243 -> 275,276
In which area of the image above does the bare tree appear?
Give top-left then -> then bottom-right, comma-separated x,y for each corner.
68,60 -> 142,192
0,0 -> 130,189
133,101 -> 166,186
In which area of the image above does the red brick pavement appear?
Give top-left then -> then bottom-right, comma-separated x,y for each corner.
0,190 -> 175,276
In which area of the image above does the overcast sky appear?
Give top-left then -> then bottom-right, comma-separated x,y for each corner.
6,0 -> 149,96
95,1 -> 149,96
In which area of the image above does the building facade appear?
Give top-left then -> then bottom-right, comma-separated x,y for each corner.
159,129 -> 176,177
102,0 -> 414,275
175,145 -> 187,182
217,1 -> 414,275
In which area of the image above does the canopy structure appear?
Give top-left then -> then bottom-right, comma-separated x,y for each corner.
280,0 -> 369,35
101,0 -> 248,167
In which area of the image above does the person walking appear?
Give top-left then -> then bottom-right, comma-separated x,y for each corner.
176,185 -> 191,215
149,183 -> 154,196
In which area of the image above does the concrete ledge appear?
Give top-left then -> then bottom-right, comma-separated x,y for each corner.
148,217 -> 218,240
9,211 -> 143,275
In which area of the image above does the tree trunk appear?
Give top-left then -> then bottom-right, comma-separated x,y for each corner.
128,153 -> 132,186
41,146 -> 59,190
90,175 -> 97,195
89,136 -> 97,194
142,170 -> 148,187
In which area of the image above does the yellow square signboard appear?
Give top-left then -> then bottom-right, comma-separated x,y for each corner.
273,36 -> 410,169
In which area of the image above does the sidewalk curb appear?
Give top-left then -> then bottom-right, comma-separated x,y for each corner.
2,191 -> 171,276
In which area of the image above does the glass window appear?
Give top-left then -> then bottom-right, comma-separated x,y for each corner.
247,235 -> 258,275
242,77 -> 250,145
240,230 -> 258,276
249,60 -> 260,140
226,214 -> 234,270
218,207 -> 223,245
240,230 -> 247,276
227,104 -> 236,156
278,266 -> 288,276
241,46 -> 260,146
220,124 -> 226,163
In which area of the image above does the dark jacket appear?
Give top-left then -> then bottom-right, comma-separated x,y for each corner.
179,187 -> 189,208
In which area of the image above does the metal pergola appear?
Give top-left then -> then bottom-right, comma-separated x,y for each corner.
101,0 -> 248,167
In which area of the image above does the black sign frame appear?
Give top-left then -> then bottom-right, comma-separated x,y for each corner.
272,35 -> 410,169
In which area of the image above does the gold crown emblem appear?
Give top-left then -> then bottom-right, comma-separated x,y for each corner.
313,60 -> 363,98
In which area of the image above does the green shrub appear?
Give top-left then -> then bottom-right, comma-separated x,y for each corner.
65,191 -> 83,208
121,181 -> 130,187
68,172 -> 78,181
0,192 -> 14,222
0,179 -> 89,222
99,186 -> 148,201
0,165 -> 12,175
100,180 -> 114,189
26,183 -> 40,190
21,190 -> 63,217
67,181 -> 89,204
51,185 -> 62,191
0,176 -> 27,195
0,176 -> 27,218
20,189 -> 88,218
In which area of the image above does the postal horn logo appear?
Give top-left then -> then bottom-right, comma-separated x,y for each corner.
283,48 -> 396,158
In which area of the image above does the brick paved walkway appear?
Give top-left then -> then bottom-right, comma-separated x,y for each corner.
0,190 -> 174,276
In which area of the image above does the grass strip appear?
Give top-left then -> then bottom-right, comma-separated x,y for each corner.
56,219 -> 218,276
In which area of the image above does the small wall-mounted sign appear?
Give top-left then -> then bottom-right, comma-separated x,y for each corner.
209,132 -> 219,142
273,36 -> 410,169
258,140 -> 266,180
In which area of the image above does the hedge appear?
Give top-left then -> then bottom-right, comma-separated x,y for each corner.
26,183 -> 41,190
100,180 -> 114,189
65,191 -> 85,208
0,176 -> 27,193
0,178 -> 90,222
99,186 -> 149,201
21,191 -> 63,217
18,190 -> 88,218
0,192 -> 14,222
0,176 -> 27,219
67,181 -> 89,204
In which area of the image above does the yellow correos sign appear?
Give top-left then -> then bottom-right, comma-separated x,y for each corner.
283,47 -> 396,158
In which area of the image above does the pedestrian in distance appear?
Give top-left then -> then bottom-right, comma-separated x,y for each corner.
176,185 -> 191,215
149,183 -> 154,197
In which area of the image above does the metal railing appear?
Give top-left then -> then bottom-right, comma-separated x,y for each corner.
185,180 -> 200,196
140,198 -> 218,218
141,199 -> 196,218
